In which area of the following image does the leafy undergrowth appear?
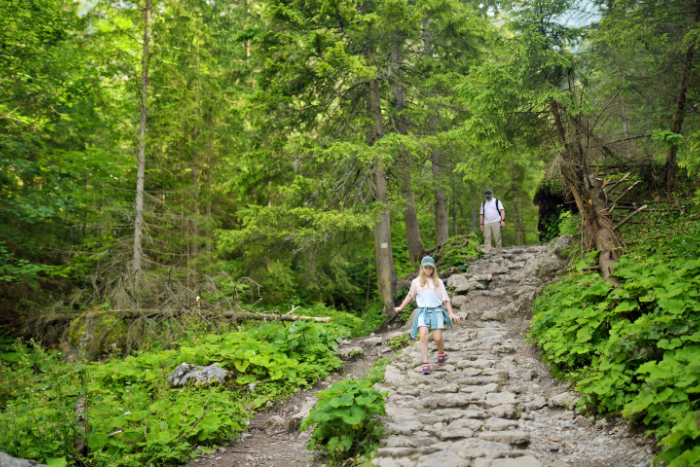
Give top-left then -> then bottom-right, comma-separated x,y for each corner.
301,380 -> 387,460
439,234 -> 482,271
527,211 -> 700,466
296,302 -> 387,338
301,358 -> 391,464
0,321 -> 349,467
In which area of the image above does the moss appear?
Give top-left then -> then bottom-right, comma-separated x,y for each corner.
67,309 -> 126,359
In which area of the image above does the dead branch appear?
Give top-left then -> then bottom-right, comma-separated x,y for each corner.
614,205 -> 648,231
612,206 -> 680,212
610,180 -> 641,206
41,310 -> 332,326
605,172 -> 630,193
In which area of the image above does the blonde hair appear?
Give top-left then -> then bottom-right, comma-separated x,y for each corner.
418,265 -> 438,288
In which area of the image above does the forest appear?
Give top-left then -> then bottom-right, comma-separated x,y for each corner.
2,0 -> 700,464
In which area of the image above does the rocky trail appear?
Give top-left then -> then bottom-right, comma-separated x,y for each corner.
189,238 -> 654,467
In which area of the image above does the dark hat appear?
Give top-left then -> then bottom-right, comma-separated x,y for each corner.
485,189 -> 493,195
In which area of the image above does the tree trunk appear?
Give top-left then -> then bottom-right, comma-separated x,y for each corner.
452,183 -> 458,237
391,44 -> 423,264
550,99 -> 621,284
510,157 -> 522,245
615,58 -> 632,158
367,76 -> 397,319
189,37 -> 200,291
133,0 -> 151,303
423,17 -> 449,247
432,145 -> 449,246
206,124 -> 213,257
665,2 -> 699,194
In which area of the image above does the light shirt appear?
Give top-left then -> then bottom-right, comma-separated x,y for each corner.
480,198 -> 505,224
405,277 -> 450,308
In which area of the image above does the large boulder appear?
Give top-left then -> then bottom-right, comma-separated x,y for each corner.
468,258 -> 510,276
446,274 -> 469,289
451,295 -> 470,309
511,241 -> 569,281
167,362 -> 228,387
66,310 -> 128,360
0,453 -> 48,467
454,280 -> 485,294
548,392 -> 580,410
288,397 -> 318,432
549,234 -> 573,256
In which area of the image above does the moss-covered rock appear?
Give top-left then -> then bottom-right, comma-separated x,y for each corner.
66,309 -> 126,360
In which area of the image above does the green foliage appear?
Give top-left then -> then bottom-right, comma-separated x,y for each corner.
365,358 -> 392,386
557,212 -> 578,236
301,380 -> 386,459
388,335 -> 409,351
0,245 -> 46,283
439,235 -> 482,271
0,321 -> 346,466
527,215 -> 700,465
349,301 -> 389,339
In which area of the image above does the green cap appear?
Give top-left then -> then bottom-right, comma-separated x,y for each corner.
421,256 -> 436,268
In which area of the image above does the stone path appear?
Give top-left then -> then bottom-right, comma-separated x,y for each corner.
186,237 -> 655,467
373,240 -> 654,467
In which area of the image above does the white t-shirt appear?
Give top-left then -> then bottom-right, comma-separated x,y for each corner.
480,198 -> 504,224
406,277 -> 450,308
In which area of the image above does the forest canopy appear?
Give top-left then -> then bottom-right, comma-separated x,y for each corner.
4,0 -> 700,465
1,0 -> 699,326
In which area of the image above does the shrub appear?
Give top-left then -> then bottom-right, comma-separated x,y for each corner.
527,217 -> 700,466
0,320 -> 348,466
301,380 -> 386,459
387,335 -> 408,351
439,234 -> 481,270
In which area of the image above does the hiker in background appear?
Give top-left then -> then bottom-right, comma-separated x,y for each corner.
480,189 -> 505,257
394,256 -> 460,375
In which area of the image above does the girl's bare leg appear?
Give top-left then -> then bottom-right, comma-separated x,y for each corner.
433,329 -> 444,354
419,327 -> 430,363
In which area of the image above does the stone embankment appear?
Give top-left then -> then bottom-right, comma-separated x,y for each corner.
372,238 -> 653,467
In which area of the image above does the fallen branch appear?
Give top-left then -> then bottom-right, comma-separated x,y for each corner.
579,266 -> 601,271
41,310 -> 332,325
610,180 -> 641,206
605,172 -> 631,193
614,204 -> 647,231
612,206 -> 680,212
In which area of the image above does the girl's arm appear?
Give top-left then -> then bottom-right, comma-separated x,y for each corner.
395,281 -> 416,313
395,293 -> 413,313
438,279 -> 461,321
444,300 -> 460,322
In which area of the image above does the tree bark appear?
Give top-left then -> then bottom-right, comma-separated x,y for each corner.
189,37 -> 200,291
550,99 -> 621,284
423,18 -> 449,247
133,0 -> 151,303
367,75 -> 397,319
391,44 -> 423,264
432,145 -> 449,246
615,58 -> 632,158
452,183 -> 458,237
510,157 -> 522,245
187,37 -> 199,289
665,2 -> 700,194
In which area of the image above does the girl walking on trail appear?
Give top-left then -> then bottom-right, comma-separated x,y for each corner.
394,256 -> 461,375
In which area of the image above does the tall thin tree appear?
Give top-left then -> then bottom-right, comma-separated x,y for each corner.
133,0 -> 151,302
391,44 -> 423,264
